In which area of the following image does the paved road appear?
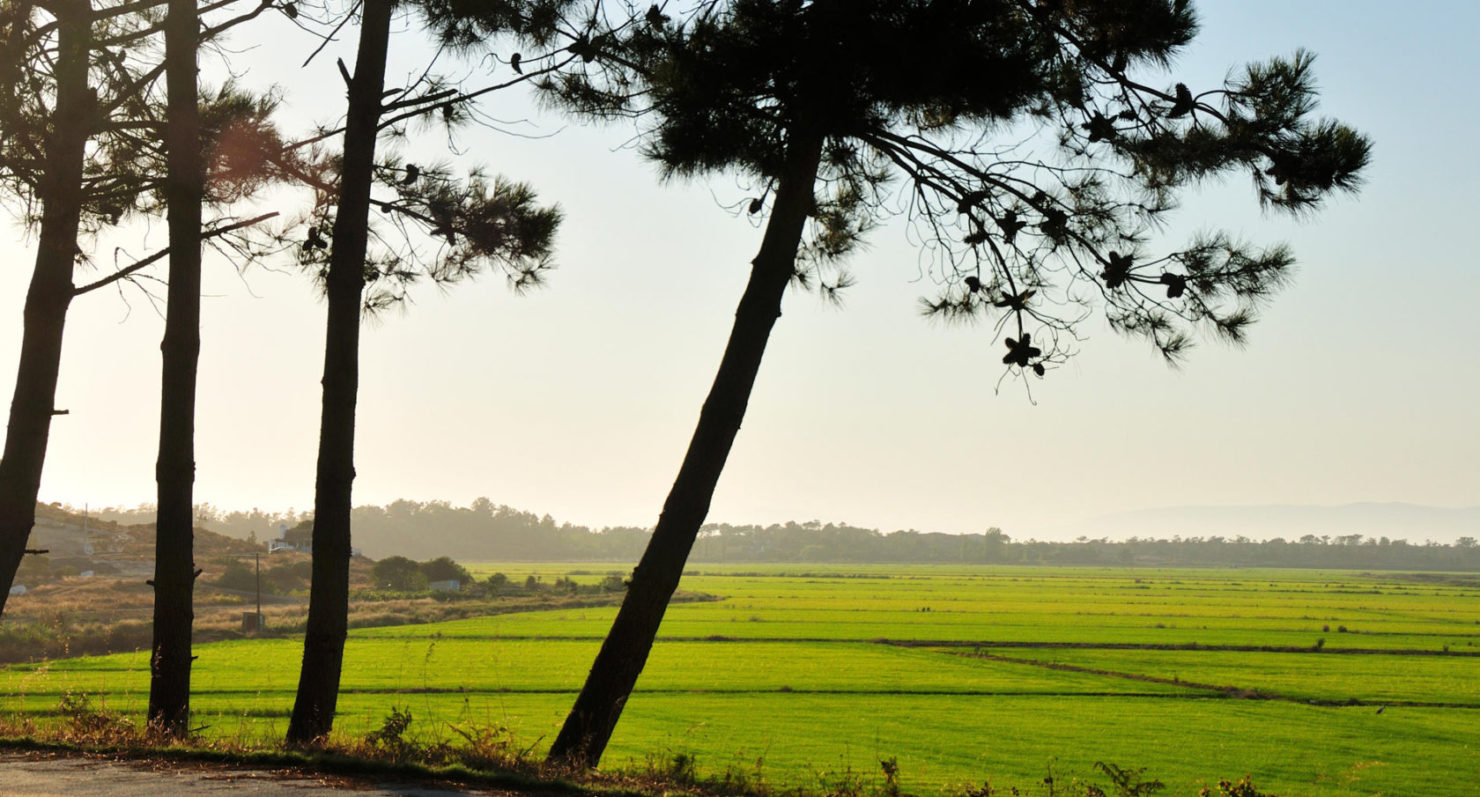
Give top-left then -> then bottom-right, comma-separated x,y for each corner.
0,751 -> 518,796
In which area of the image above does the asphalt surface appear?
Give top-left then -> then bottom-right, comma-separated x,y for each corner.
0,751 -> 516,796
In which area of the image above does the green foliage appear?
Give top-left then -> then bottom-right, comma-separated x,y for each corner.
364,705 -> 415,757
0,4 -> 285,242
197,83 -> 290,204
418,556 -> 471,585
627,0 -> 1056,182
371,556 -> 429,592
285,0 -> 566,318
414,0 -> 574,50
880,756 -> 901,797
281,520 -> 314,547
346,166 -> 562,313
666,751 -> 698,784
557,0 -> 1368,368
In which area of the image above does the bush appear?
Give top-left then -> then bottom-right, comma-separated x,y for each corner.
213,558 -> 257,592
267,561 -> 310,593
57,693 -> 138,745
418,556 -> 471,585
371,556 -> 428,591
364,705 -> 415,758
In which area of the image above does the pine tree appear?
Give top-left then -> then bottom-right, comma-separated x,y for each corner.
285,0 -> 564,743
0,0 -> 286,618
146,0 -> 205,737
0,0 -> 94,619
545,0 -> 1370,766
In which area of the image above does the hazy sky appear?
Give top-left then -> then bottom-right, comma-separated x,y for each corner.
1,1 -> 1476,540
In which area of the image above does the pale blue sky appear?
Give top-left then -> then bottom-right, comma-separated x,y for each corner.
1,1 -> 1475,540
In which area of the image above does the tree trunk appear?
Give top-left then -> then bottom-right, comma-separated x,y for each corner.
286,0 -> 392,745
546,128 -> 826,768
147,0 -> 203,736
0,0 -> 91,617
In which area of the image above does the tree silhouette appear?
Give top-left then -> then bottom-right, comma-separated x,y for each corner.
145,80 -> 285,730
145,0 -> 206,737
545,0 -> 1369,766
284,0 -> 563,744
0,0 -> 94,619
0,0 -> 284,618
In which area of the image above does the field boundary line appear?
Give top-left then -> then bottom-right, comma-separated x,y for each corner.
956,649 -> 1480,710
886,639 -> 1480,657
345,634 -> 1480,656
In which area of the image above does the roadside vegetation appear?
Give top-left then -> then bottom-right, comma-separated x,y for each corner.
0,699 -> 1282,797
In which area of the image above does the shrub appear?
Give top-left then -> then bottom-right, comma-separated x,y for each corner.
417,556 -> 470,585
364,705 -> 415,757
213,558 -> 257,592
266,562 -> 310,593
57,693 -> 138,745
371,556 -> 428,591
880,757 -> 901,797
1199,775 -> 1278,797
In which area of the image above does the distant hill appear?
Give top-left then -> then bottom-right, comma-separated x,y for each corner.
77,499 -> 1480,568
1074,502 -> 1480,543
29,502 -> 262,565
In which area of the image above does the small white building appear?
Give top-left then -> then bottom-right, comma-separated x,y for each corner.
428,579 -> 460,592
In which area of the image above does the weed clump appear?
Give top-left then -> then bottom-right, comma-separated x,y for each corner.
56,693 -> 140,746
1087,761 -> 1164,796
362,705 -> 415,758
1199,775 -> 1278,797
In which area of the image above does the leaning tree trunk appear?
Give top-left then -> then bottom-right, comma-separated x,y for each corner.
286,0 -> 393,745
0,0 -> 92,617
147,0 -> 204,736
546,128 -> 826,768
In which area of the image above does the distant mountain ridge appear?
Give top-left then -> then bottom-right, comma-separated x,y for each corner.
1075,502 -> 1480,543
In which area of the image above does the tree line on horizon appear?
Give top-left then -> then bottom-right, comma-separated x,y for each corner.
1,0 -> 1368,769
78,498 -> 1480,572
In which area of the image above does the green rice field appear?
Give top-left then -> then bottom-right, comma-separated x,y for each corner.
4,565 -> 1479,795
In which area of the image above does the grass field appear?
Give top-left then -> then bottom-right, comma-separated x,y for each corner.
3,565 -> 1479,795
